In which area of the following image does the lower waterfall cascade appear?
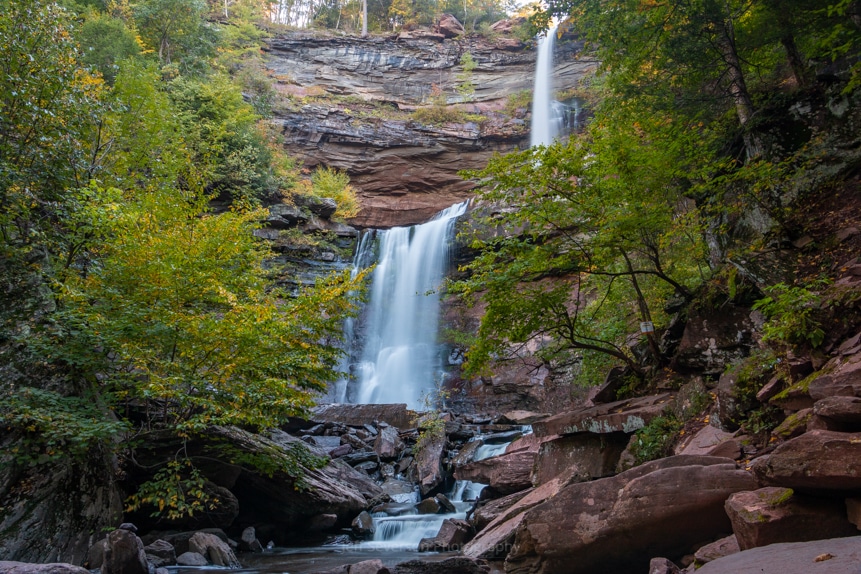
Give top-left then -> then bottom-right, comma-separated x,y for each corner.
338,201 -> 469,409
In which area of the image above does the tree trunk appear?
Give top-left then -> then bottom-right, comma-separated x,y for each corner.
713,16 -> 762,159
362,0 -> 368,37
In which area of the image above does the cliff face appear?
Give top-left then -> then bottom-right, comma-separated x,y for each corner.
264,30 -> 597,228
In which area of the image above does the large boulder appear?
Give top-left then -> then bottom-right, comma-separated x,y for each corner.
725,487 -> 856,550
188,531 -> 240,568
0,563 -> 90,574
0,447 -> 123,564
752,430 -> 861,491
373,424 -> 404,460
813,396 -> 861,430
415,435 -> 445,496
532,394 -> 674,437
463,471 -> 580,560
142,539 -> 176,568
454,450 -> 535,495
436,14 -> 464,37
671,304 -> 757,375
418,518 -> 473,551
352,511 -> 376,540
471,489 -> 530,530
503,456 -> 757,573
102,528 -> 148,574
532,432 -> 628,486
694,536 -> 861,574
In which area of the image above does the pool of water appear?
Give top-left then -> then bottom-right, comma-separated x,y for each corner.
169,547 -> 465,574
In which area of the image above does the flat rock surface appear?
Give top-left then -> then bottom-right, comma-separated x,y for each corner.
531,394 -> 674,437
0,563 -> 90,574
695,535 -> 861,573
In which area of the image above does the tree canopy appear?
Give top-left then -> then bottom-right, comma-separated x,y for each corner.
0,0 -> 363,519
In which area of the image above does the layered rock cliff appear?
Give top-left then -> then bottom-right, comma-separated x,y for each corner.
264,29 -> 597,227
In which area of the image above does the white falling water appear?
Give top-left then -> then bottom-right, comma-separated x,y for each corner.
354,201 -> 468,408
330,233 -> 377,404
530,24 -> 562,148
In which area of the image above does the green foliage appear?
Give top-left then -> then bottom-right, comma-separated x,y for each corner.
753,281 -> 828,348
77,11 -> 142,83
456,52 -> 477,102
306,166 -> 360,219
0,0 -> 362,521
451,109 -> 708,380
125,459 -> 215,519
413,388 -> 449,456
0,387 -> 129,466
629,415 -> 683,466
207,438 -> 328,489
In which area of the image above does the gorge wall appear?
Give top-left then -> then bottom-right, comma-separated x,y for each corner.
264,28 -> 597,227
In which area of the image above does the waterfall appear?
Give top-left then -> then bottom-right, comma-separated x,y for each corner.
530,24 -> 562,148
350,201 -> 468,408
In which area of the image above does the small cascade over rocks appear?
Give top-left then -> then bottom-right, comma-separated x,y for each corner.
341,201 -> 468,408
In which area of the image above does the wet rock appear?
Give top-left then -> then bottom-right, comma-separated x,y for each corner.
435,493 -> 456,513
418,519 -> 473,551
348,559 -> 389,574
452,440 -> 483,468
239,527 -> 263,552
372,503 -> 415,516
454,450 -> 535,495
725,487 -> 856,550
380,477 -> 415,501
351,511 -> 375,540
694,535 -> 740,564
0,563 -> 90,574
503,456 -> 757,573
188,531 -> 240,567
143,539 -> 176,567
312,404 -> 415,431
694,536 -> 861,573
374,425 -> 404,460
102,528 -> 148,574
416,497 -> 441,514
752,430 -> 861,491
176,552 -> 208,566
532,394 -> 674,437
415,436 -> 446,496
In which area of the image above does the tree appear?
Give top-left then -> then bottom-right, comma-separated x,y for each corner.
452,106 -> 709,382
133,0 -> 211,65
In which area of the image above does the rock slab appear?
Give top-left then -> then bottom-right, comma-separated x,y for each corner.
503,455 -> 757,574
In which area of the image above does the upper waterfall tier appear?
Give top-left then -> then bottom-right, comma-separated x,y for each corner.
265,30 -> 597,228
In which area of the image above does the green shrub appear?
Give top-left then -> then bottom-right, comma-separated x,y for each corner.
753,281 -> 828,348
630,414 -> 683,466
